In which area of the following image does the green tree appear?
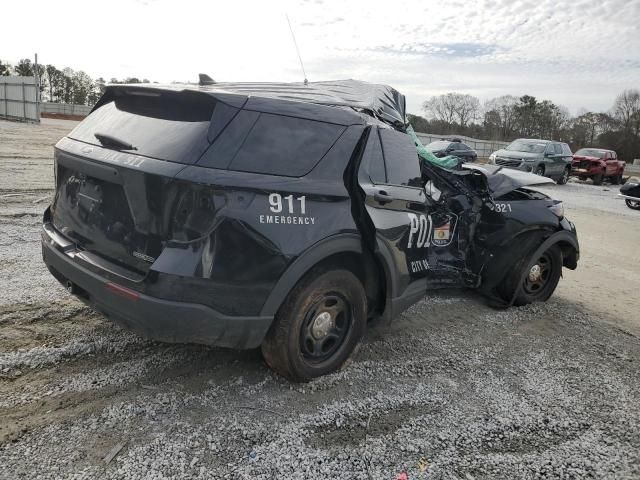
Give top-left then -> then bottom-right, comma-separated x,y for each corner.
14,58 -> 34,76
0,60 -> 12,76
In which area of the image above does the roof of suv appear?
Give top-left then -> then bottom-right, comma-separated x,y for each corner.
97,79 -> 406,130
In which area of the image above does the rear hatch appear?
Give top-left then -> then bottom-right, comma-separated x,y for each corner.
50,87 -> 229,275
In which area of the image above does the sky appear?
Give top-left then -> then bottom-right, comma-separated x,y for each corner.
3,0 -> 640,115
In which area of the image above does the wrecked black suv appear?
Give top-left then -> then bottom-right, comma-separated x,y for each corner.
42,79 -> 579,381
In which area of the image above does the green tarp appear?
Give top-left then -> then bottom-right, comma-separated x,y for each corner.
406,125 -> 460,169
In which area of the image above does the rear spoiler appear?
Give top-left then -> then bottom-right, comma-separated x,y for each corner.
90,84 -> 248,114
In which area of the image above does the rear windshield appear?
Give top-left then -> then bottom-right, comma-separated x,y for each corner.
506,140 -> 547,154
575,148 -> 605,158
68,91 -> 217,164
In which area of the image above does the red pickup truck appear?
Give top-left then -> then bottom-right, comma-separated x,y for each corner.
571,148 -> 625,185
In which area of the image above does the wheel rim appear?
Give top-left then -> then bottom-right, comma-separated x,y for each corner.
523,253 -> 552,296
562,169 -> 569,182
535,167 -> 544,176
300,293 -> 352,364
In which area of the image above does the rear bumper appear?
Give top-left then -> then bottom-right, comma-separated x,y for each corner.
41,221 -> 273,349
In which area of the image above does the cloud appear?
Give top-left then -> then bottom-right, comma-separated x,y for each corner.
372,42 -> 501,58
2,0 -> 638,115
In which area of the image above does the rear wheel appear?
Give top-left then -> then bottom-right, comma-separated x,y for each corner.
261,269 -> 366,382
498,245 -> 563,306
626,199 -> 640,210
557,167 -> 570,185
592,173 -> 603,185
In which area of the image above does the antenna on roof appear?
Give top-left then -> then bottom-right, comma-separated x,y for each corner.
198,73 -> 215,86
285,14 -> 308,85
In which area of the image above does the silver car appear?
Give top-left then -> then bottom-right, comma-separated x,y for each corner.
489,139 -> 573,185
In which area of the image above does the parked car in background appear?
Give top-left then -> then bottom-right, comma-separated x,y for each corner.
571,148 -> 625,185
619,177 -> 640,210
425,139 -> 478,162
489,139 -> 573,185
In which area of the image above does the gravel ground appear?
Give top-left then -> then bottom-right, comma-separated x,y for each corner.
1,119 -> 639,479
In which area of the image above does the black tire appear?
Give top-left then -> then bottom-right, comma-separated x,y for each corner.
611,173 -> 622,185
498,245 -> 563,306
533,165 -> 545,176
557,167 -> 570,185
261,269 -> 366,382
593,173 -> 603,185
626,199 -> 640,210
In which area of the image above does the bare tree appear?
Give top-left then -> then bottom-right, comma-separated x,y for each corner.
422,93 -> 459,124
613,89 -> 640,132
455,94 -> 481,128
423,92 -> 481,128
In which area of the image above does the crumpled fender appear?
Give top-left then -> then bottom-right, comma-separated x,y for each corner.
480,229 -> 579,308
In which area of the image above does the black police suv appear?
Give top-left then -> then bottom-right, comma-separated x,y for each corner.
425,139 -> 478,162
42,79 -> 579,381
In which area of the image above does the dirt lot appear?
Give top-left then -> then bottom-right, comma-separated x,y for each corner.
1,119 -> 639,479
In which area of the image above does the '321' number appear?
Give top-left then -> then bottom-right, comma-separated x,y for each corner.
493,203 -> 512,213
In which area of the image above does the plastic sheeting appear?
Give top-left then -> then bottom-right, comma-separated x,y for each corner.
201,79 -> 407,128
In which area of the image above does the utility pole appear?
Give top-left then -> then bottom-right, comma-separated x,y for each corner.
34,53 -> 41,121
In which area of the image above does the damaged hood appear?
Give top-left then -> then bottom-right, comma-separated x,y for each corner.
463,164 -> 555,197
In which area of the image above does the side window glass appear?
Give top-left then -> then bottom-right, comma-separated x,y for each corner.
360,128 -> 386,183
378,128 -> 422,188
545,144 -> 555,155
554,144 -> 563,155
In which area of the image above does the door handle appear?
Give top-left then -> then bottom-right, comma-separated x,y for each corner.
374,190 -> 393,204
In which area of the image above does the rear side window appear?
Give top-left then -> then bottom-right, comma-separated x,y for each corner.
379,128 -> 421,187
198,112 -> 345,177
554,144 -> 563,155
228,113 -> 345,177
68,91 -> 218,164
562,143 -> 572,156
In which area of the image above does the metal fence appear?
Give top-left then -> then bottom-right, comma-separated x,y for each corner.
0,76 -> 40,123
415,132 -> 509,159
41,102 -> 93,116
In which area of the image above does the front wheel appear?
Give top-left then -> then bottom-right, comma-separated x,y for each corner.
557,167 -> 570,185
533,165 -> 545,176
261,269 -> 366,382
498,245 -> 563,306
611,173 -> 622,185
626,199 -> 640,210
592,173 -> 603,185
